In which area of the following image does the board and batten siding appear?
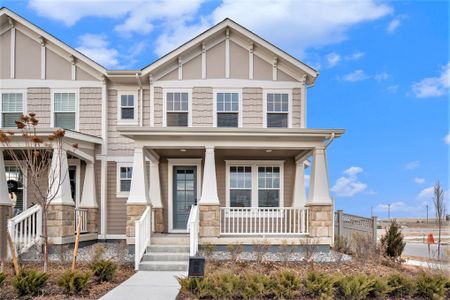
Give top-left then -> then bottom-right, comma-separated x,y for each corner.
242,87 -> 263,127
192,87 -> 213,127
79,88 -> 102,137
106,161 -> 126,235
107,89 -> 134,156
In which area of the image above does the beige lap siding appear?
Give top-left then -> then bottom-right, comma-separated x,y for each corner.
79,88 -> 102,136
95,160 -> 102,231
192,87 -> 213,127
242,87 -> 263,128
106,162 -> 126,235
27,88 -> 51,126
292,88 -> 302,128
107,89 -> 133,156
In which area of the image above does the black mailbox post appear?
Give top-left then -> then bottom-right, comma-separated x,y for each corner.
188,256 -> 205,278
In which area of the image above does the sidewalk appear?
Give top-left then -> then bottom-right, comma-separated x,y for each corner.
101,271 -> 186,300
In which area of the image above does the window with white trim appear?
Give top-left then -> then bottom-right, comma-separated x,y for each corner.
1,93 -> 23,128
227,162 -> 283,208
216,92 -> 239,127
119,166 -> 133,193
266,93 -> 288,128
54,92 -> 76,130
119,94 -> 135,120
166,92 -> 189,127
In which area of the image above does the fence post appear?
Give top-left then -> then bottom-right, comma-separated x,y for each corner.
372,216 -> 378,246
337,210 -> 344,238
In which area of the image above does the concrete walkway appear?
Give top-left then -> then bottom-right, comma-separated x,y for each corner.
101,271 -> 186,300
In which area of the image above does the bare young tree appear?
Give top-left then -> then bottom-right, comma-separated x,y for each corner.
432,181 -> 445,260
0,113 -> 76,272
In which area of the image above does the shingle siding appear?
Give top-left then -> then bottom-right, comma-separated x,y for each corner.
192,87 -> 213,127
242,87 -> 263,128
79,87 -> 102,136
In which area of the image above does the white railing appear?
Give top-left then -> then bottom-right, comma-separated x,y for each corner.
8,204 -> 43,254
134,206 -> 151,270
220,207 -> 309,235
75,208 -> 88,233
187,205 -> 199,256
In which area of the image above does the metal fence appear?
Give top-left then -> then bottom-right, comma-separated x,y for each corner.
335,210 -> 377,245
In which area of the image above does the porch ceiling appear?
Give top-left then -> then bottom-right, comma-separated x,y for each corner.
153,148 -> 305,160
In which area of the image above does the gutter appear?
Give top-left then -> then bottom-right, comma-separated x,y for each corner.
324,132 -> 336,149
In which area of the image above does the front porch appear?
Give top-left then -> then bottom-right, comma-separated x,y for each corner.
120,128 -> 343,251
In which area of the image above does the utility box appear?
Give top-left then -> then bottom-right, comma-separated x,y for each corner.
188,256 -> 205,278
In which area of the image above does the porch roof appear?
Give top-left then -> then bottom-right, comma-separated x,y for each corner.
0,128 -> 103,145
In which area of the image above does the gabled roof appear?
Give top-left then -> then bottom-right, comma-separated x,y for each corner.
140,18 -> 319,84
0,7 -> 107,76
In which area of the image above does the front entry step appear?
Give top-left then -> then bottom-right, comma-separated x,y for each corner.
139,261 -> 189,271
147,245 -> 190,253
142,252 -> 190,261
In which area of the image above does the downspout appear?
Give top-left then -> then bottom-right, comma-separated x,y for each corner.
136,73 -> 143,127
324,132 -> 335,149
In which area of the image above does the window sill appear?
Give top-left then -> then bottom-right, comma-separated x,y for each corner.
117,120 -> 139,126
116,192 -> 130,198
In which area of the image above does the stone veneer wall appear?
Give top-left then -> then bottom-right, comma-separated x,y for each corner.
47,204 -> 75,238
306,204 -> 333,238
199,205 -> 220,237
126,204 -> 147,243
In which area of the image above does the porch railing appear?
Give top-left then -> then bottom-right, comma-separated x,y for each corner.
8,204 -> 42,255
75,208 -> 88,233
134,206 -> 151,270
220,207 -> 309,235
187,205 -> 199,256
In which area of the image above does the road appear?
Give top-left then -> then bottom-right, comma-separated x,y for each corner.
403,242 -> 449,260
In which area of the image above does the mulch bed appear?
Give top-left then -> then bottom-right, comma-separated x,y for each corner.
0,261 -> 135,299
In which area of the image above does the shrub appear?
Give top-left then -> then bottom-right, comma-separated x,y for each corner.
57,270 -> 91,295
352,232 -> 378,263
178,276 -> 212,299
415,272 -> 448,299
272,271 -> 302,299
0,272 -> 6,287
367,275 -> 390,298
303,271 -> 335,299
252,240 -> 270,263
241,272 -> 274,299
211,273 -> 244,299
335,274 -> 375,300
201,242 -> 215,260
334,235 -> 352,255
380,219 -> 405,260
226,243 -> 244,261
386,273 -> 416,297
89,259 -> 117,282
12,269 -> 49,297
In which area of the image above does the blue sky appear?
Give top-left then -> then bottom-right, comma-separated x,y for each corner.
2,0 -> 449,218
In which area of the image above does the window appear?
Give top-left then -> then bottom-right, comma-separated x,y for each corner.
216,92 -> 239,127
166,92 -> 189,127
1,93 -> 23,128
258,166 -> 280,207
227,161 -> 284,208
266,93 -> 289,128
229,166 -> 252,207
120,94 -> 135,120
54,92 -> 76,130
119,166 -> 132,193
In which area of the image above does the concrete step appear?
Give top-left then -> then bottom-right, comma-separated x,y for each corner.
151,234 -> 189,245
143,252 -> 190,261
147,245 -> 190,253
138,261 -> 189,271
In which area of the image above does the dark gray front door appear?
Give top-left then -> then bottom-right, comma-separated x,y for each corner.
173,166 -> 197,230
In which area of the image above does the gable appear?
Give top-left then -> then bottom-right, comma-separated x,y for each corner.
16,30 -> 41,79
0,29 -> 10,79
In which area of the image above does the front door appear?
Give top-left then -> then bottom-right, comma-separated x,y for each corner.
173,166 -> 197,230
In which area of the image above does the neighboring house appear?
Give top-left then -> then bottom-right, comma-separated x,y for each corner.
0,7 -> 343,262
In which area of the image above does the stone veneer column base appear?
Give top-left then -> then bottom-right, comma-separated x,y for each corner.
47,204 -> 75,240
199,205 -> 220,238
305,203 -> 333,240
126,204 -> 148,244
153,208 -> 164,233
86,208 -> 98,234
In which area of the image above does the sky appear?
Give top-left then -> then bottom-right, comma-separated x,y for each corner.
1,0 -> 449,219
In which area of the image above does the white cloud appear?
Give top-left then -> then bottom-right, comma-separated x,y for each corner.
326,52 -> 341,68
304,174 -> 310,189
75,34 -> 119,68
342,69 -> 369,82
331,166 -> 368,197
417,186 -> 434,201
386,15 -> 406,34
405,160 -> 420,170
412,62 -> 450,98
444,133 -> 450,144
376,201 -> 413,213
374,72 -> 390,81
386,85 -> 399,93
346,51 -> 365,60
414,177 -> 425,184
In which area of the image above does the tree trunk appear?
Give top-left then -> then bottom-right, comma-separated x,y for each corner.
437,223 -> 441,260
43,212 -> 48,272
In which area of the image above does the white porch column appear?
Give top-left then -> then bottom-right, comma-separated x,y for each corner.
199,146 -> 219,205
149,161 -> 162,208
48,148 -> 73,206
308,146 -> 332,204
292,160 -> 307,208
0,151 -> 12,206
127,146 -> 150,205
79,162 -> 97,208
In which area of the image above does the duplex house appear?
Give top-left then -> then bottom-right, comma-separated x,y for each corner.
0,7 -> 344,268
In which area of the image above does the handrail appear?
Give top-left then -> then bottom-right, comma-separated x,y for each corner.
8,204 -> 43,255
134,206 -> 151,270
75,208 -> 88,233
187,205 -> 199,256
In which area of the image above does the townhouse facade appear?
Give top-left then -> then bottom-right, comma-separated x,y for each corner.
0,8 -> 343,260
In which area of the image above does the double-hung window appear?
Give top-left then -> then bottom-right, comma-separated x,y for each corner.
216,92 -> 239,127
227,161 -> 283,208
266,93 -> 289,128
119,93 -> 136,121
118,165 -> 133,195
1,93 -> 23,128
54,92 -> 76,130
166,92 -> 189,127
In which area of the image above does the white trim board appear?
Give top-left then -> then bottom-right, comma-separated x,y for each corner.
167,158 -> 202,233
50,89 -> 80,131
117,90 -> 139,126
212,88 -> 243,128
162,88 -> 193,127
